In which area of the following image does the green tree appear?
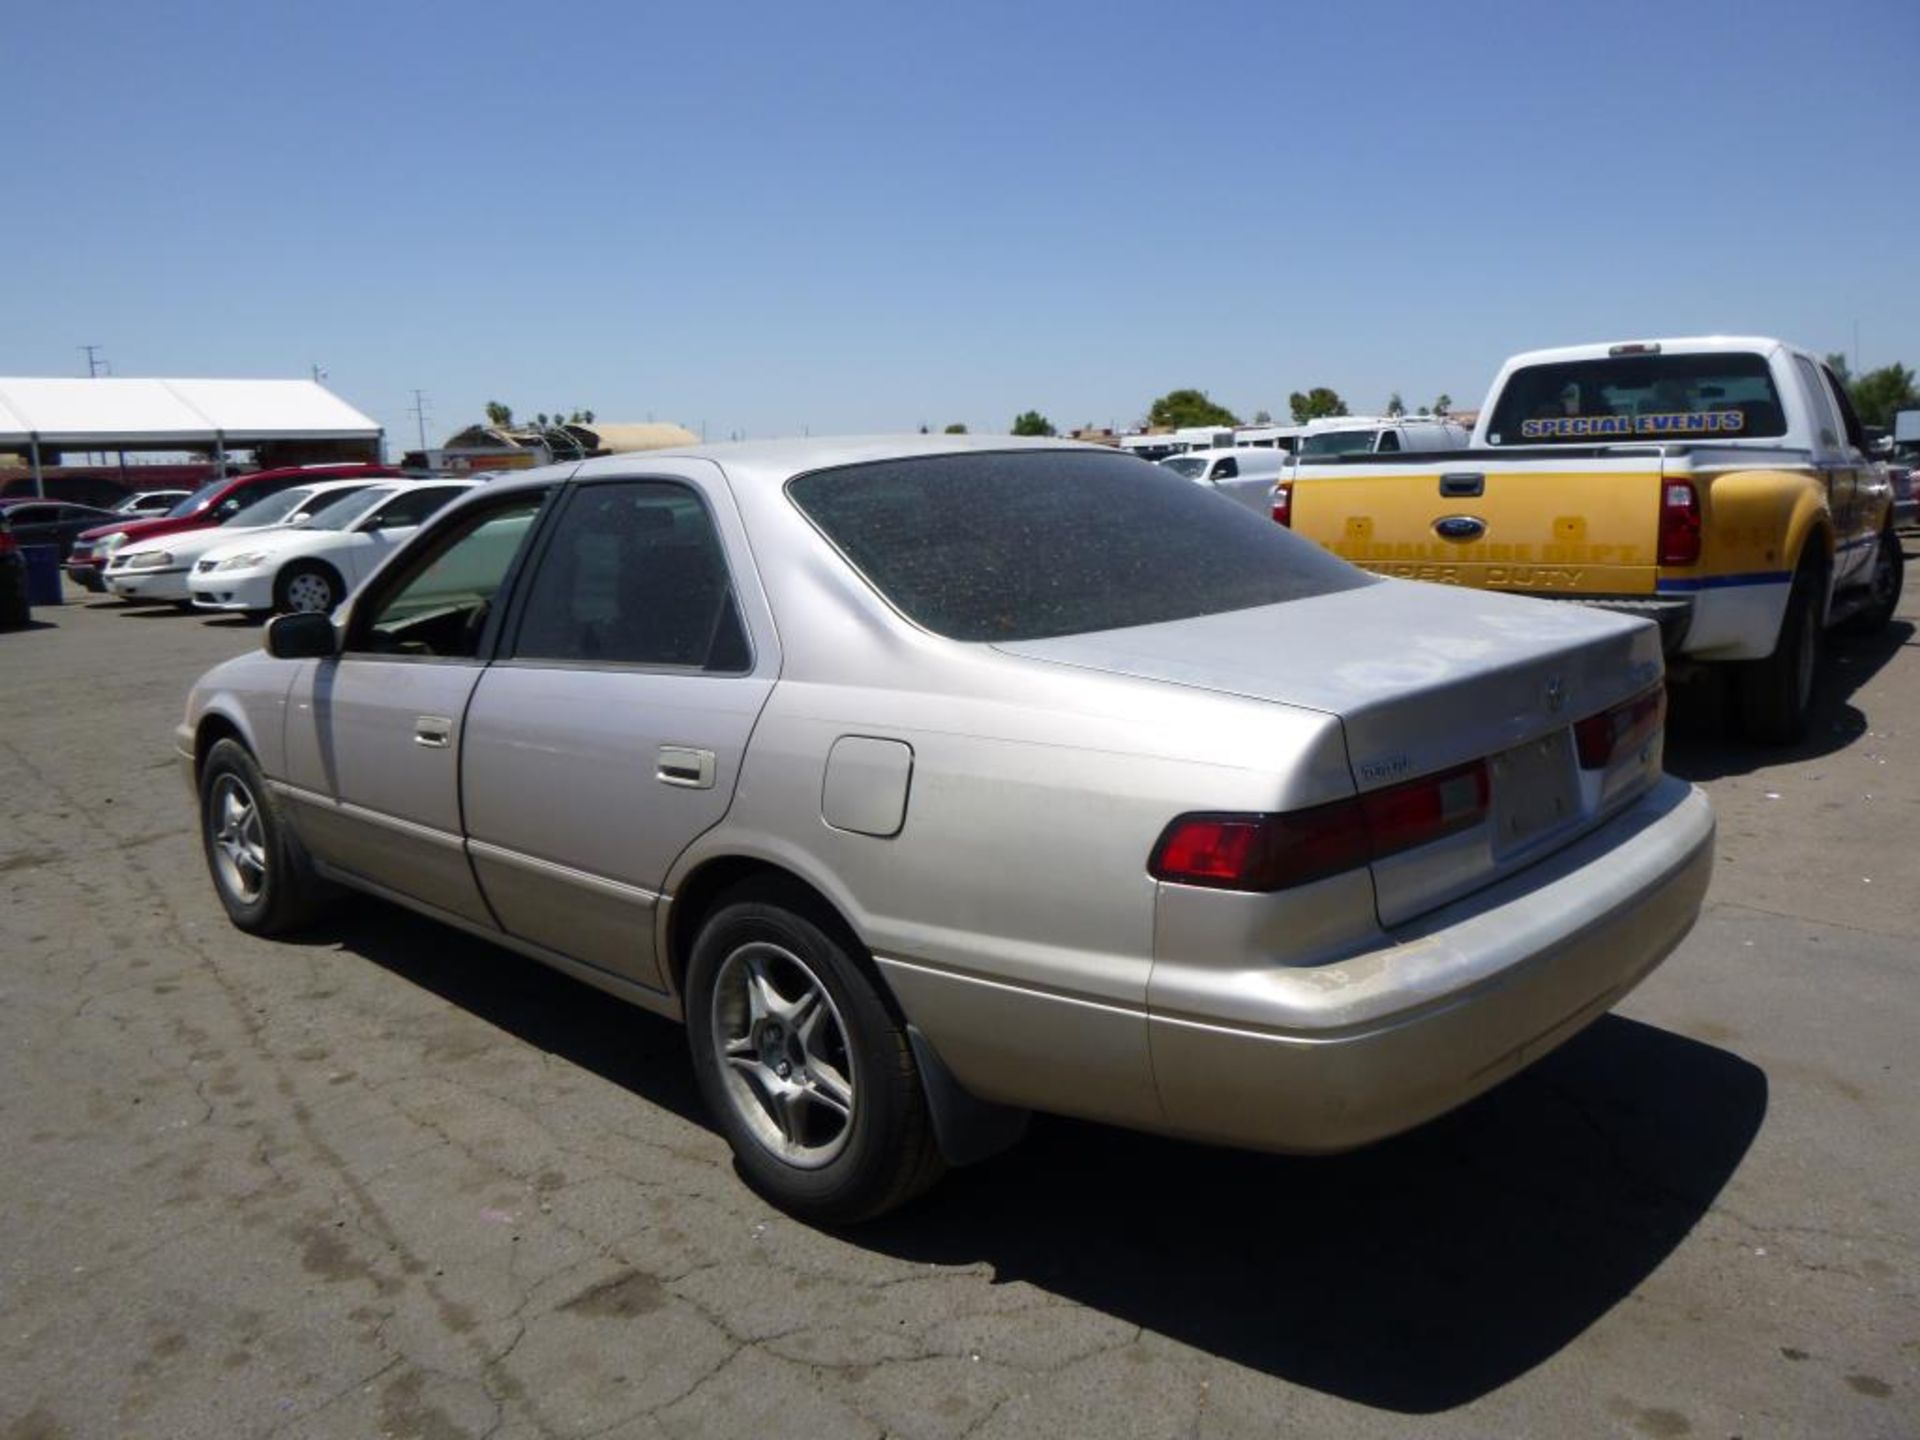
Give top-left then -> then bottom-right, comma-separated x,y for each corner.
1148,389 -> 1240,428
1848,363 -> 1919,429
484,400 -> 513,427
1385,392 -> 1405,417
1287,388 -> 1348,424
1010,410 -> 1055,436
1825,353 -> 1853,387
1432,393 -> 1453,417
1252,408 -> 1273,425
944,423 -> 969,434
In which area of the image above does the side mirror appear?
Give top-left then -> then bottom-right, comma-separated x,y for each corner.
265,611 -> 340,659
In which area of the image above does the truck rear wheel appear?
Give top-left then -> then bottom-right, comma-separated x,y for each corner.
1737,557 -> 1824,745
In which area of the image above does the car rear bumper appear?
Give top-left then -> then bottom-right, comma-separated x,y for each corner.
1147,776 -> 1714,1153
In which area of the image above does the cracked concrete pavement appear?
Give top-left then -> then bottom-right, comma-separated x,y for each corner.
1,564 -> 1916,1439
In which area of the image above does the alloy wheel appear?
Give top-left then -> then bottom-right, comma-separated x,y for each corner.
209,773 -> 267,904
709,941 -> 856,1168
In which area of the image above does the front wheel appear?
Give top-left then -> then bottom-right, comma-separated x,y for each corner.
274,560 -> 343,615
686,888 -> 944,1223
1845,528 -> 1904,635
198,738 -> 329,934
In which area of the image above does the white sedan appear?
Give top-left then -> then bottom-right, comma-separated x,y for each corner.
105,479 -> 383,605
190,480 -> 474,615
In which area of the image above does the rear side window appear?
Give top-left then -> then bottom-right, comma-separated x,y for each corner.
787,450 -> 1370,643
1486,352 -> 1787,444
510,481 -> 751,670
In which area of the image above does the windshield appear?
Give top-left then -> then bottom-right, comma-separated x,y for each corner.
1299,429 -> 1378,457
168,480 -> 225,517
306,486 -> 395,531
787,450 -> 1371,642
223,487 -> 315,528
1486,352 -> 1788,444
1158,456 -> 1208,479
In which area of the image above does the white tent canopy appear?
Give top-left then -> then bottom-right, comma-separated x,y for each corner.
0,377 -> 381,447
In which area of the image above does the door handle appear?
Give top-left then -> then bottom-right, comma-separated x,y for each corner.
414,716 -> 453,749
657,746 -> 716,789
1439,472 -> 1485,498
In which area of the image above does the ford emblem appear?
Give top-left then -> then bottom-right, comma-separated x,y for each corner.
1433,515 -> 1486,541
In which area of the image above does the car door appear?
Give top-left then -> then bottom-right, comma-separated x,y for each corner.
459,470 -> 777,991
1820,365 -> 1887,586
340,484 -> 470,587
7,505 -> 56,548
279,487 -> 553,925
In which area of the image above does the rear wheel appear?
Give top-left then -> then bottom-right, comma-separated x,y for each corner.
198,738 -> 329,934
275,560 -> 343,615
686,886 -> 944,1223
1845,527 -> 1903,635
1737,555 -> 1825,745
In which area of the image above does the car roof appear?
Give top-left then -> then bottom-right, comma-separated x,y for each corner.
475,434 -> 1097,502
1502,336 -> 1791,368
0,495 -> 110,509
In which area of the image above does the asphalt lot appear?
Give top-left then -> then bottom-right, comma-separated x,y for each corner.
1,567 -> 1915,1440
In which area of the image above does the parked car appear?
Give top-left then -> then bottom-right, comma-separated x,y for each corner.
1292,415 -> 1474,458
65,463 -> 397,593
112,489 -> 193,517
1158,446 -> 1287,513
180,437 -> 1714,1223
0,474 -> 131,509
106,479 -> 382,606
1277,337 -> 1904,743
189,480 -> 473,615
0,509 -> 28,629
0,498 -> 121,560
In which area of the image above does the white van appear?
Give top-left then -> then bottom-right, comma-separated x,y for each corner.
1293,416 -> 1472,458
1157,446 -> 1286,513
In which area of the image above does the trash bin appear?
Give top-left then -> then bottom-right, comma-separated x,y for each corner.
21,545 -> 63,606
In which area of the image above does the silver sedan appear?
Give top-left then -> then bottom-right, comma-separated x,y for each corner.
178,436 -> 1714,1222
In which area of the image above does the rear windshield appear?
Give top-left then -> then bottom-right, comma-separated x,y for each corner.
1299,429 -> 1379,457
787,449 -> 1370,642
1486,352 -> 1787,445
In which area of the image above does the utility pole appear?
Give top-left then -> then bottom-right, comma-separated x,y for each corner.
407,390 -> 432,454
311,364 -> 328,384
81,344 -> 108,377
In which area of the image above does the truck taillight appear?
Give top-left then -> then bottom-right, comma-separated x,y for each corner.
1658,480 -> 1701,565
1149,761 -> 1489,892
1270,481 -> 1294,527
1574,684 -> 1666,769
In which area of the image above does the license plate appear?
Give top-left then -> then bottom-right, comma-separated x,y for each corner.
1490,730 -> 1579,855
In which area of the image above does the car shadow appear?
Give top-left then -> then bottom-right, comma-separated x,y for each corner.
305,900 -> 1763,1412
1666,617 -> 1914,780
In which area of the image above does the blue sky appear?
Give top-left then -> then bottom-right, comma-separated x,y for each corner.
7,0 -> 1917,449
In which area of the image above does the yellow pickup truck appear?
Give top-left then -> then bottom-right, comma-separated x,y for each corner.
1276,337 -> 1903,743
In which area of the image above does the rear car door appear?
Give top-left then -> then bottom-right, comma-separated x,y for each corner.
279,488 -> 552,924
459,469 -> 776,991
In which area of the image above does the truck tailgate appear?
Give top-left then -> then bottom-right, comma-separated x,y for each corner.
1289,457 -> 1665,598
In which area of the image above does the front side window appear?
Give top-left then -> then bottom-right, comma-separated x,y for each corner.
510,481 -> 750,670
788,450 -> 1370,643
349,493 -> 547,658
225,487 -> 317,528
1210,456 -> 1240,480
1486,352 -> 1787,444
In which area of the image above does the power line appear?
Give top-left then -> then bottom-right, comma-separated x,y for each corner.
408,389 -> 432,453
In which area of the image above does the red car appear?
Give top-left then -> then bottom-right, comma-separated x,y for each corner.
64,463 -> 398,594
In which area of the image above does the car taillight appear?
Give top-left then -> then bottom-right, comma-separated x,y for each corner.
1574,684 -> 1666,769
1658,480 -> 1701,565
1270,481 -> 1294,527
1150,760 -> 1490,892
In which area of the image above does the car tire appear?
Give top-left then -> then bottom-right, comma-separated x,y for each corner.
198,738 -> 329,935
686,884 -> 944,1223
1844,527 -> 1903,635
1737,554 -> 1825,745
274,560 -> 343,615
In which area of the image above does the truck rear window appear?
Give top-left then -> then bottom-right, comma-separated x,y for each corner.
1485,352 -> 1787,445
787,449 -> 1371,642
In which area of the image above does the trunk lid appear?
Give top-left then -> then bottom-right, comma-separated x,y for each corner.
998,578 -> 1666,924
1287,453 -> 1666,599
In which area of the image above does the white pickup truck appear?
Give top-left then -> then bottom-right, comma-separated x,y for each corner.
1276,337 -> 1904,742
